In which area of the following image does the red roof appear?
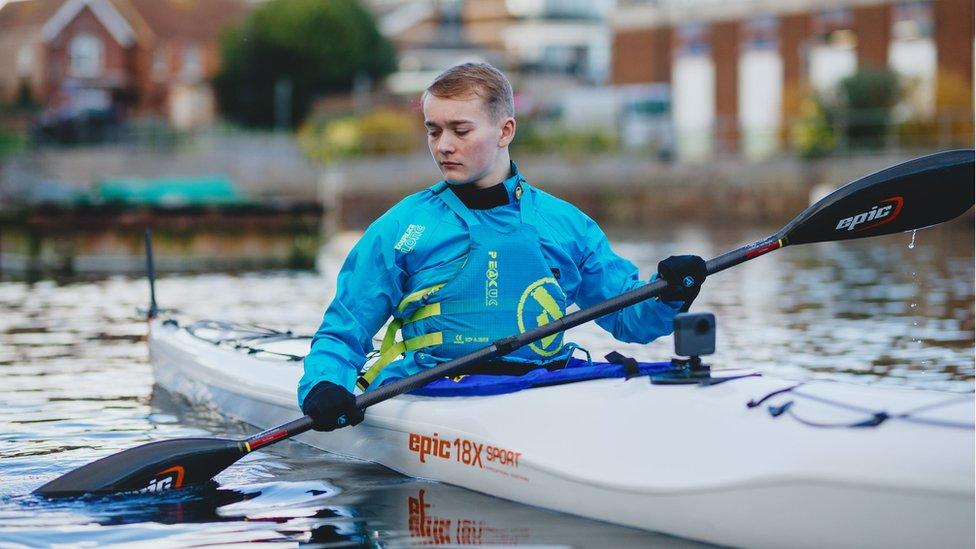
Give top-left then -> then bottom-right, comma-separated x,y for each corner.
0,0 -> 64,29
113,0 -> 249,42
0,0 -> 249,41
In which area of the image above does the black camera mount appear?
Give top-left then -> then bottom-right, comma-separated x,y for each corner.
650,312 -> 716,385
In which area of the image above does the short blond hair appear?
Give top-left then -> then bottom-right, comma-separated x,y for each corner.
423,62 -> 515,121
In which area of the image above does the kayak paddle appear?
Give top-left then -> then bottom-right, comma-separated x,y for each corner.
34,149 -> 974,497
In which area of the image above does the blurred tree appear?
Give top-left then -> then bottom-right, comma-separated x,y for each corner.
214,0 -> 395,128
791,69 -> 904,157
837,68 -> 903,149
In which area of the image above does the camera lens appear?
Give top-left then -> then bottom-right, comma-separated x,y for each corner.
695,318 -> 711,335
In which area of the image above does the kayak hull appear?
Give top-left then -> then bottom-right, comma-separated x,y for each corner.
149,319 -> 975,548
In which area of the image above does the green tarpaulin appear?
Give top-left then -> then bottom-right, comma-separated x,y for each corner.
96,176 -> 244,206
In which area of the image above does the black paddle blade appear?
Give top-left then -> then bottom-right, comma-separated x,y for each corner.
781,149 -> 974,245
34,437 -> 246,497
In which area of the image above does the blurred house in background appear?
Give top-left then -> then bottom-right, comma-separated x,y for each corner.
0,0 -> 62,116
0,0 -> 248,135
372,0 -> 615,102
611,0 -> 973,161
1,0 -> 970,163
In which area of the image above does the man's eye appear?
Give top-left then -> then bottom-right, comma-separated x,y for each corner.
427,130 -> 440,137
455,130 -> 469,136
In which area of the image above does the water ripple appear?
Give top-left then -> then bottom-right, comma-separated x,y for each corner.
0,222 -> 972,546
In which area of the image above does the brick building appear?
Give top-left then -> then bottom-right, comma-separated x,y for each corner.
372,0 -> 614,99
0,0 -> 248,129
611,0 -> 974,160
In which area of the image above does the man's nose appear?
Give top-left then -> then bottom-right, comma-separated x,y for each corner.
437,135 -> 456,155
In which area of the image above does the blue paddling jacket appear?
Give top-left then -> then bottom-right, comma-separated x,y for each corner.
299,163 -> 682,406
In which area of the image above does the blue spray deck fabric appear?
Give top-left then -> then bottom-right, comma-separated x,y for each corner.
405,357 -> 673,397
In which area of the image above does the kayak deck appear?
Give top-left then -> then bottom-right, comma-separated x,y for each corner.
150,318 -> 976,549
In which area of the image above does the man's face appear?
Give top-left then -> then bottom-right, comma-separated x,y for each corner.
423,93 -> 512,185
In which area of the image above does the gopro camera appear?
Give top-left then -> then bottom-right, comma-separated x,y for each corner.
673,312 -> 715,357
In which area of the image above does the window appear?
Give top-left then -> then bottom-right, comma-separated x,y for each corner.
507,0 -> 605,20
438,0 -> 462,44
892,1 -> 933,41
742,15 -> 779,51
813,8 -> 853,33
813,8 -> 855,47
542,0 -> 603,20
890,1 -> 935,116
16,45 -> 34,77
152,44 -> 169,81
69,33 -> 103,78
182,43 -> 202,80
677,22 -> 709,56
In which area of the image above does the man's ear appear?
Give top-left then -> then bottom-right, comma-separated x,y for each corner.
498,116 -> 516,147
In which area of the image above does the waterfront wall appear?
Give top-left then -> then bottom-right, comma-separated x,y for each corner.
0,205 -> 322,276
0,133 -> 319,206
327,152 -> 917,229
0,138 -> 935,232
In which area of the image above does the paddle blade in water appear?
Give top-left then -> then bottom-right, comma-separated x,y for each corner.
33,437 -> 246,497
781,149 -> 974,245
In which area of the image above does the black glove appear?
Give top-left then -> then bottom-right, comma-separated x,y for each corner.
301,381 -> 364,431
657,255 -> 707,312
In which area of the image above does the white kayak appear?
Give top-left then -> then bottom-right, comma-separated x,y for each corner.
149,318 -> 975,549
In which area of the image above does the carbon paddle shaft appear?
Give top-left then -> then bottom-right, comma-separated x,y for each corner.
360,147 -> 976,408
357,239 -> 767,409
270,148 -> 976,436
31,237 -> 770,495
357,289 -> 662,406
198,239 -> 769,453
34,150 -> 972,497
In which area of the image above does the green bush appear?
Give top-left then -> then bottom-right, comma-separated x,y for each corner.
298,108 -> 419,162
512,122 -> 619,156
0,131 -> 26,159
791,68 -> 904,157
791,97 -> 837,158
838,68 -> 902,149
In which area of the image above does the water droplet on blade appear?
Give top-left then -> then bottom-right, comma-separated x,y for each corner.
908,229 -> 917,249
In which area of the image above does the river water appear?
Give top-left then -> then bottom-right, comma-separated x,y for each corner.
1,221 -> 973,547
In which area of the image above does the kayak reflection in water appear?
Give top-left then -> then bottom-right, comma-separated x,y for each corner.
298,63 -> 708,431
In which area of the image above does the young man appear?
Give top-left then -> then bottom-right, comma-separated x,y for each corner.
300,63 -> 706,430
